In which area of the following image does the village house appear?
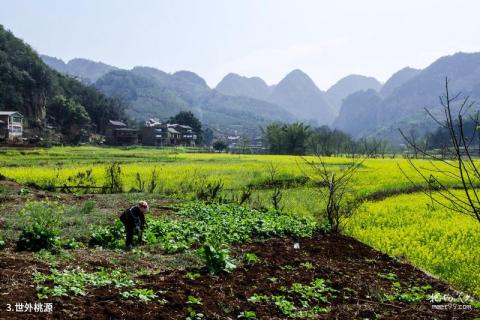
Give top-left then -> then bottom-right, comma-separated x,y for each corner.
105,120 -> 138,145
0,111 -> 23,141
142,119 -> 197,147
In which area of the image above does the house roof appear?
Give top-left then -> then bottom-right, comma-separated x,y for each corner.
145,119 -> 162,127
0,111 -> 23,117
167,124 -> 193,130
115,128 -> 137,132
109,120 -> 127,127
168,128 -> 180,134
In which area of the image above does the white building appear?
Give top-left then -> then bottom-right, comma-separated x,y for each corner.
0,111 -> 23,140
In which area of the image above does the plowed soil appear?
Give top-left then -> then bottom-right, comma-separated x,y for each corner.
1,233 -> 478,319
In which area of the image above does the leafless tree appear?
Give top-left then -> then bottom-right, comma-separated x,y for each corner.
304,156 -> 364,232
399,78 -> 480,223
267,163 -> 283,211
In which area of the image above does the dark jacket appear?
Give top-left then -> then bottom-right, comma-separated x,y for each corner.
120,206 -> 146,229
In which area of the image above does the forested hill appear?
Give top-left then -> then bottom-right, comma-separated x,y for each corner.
0,25 -> 126,142
93,67 -> 296,136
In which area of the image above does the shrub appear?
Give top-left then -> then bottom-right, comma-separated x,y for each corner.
66,169 -> 96,193
16,201 -> 63,252
103,162 -> 123,193
0,238 -> 5,250
196,179 -> 223,202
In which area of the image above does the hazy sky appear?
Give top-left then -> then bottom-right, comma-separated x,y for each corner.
1,0 -> 480,89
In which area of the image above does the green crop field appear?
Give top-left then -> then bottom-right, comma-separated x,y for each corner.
1,146 -> 479,318
0,146 -> 465,214
345,191 -> 480,297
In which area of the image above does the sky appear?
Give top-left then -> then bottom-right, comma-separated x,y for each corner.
1,0 -> 480,90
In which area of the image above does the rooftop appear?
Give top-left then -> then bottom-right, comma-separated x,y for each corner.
108,120 -> 127,127
0,111 -> 23,117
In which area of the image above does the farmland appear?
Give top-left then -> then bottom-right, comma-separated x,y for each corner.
0,146 -> 479,319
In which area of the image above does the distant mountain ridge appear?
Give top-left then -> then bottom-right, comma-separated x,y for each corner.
326,74 -> 382,114
334,52 -> 480,144
380,67 -> 420,97
42,52 -> 480,143
41,55 -> 118,83
215,73 -> 273,100
216,71 -> 383,125
268,69 -> 334,125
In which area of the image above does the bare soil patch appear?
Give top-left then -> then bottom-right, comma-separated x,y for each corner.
0,233 -> 478,319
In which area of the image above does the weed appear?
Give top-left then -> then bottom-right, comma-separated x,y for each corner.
187,295 -> 203,305
80,200 -> 96,215
186,307 -> 204,320
103,162 -> 123,193
18,188 -> 30,196
33,249 -> 74,266
280,264 -> 296,271
272,295 -> 296,316
248,294 -> 269,303
237,310 -> 257,319
120,288 -> 159,303
196,179 -> 223,202
65,169 -> 97,193
384,284 -> 435,303
16,201 -> 63,252
184,272 -> 201,280
300,261 -> 314,270
243,252 -> 259,264
268,277 -> 278,283
378,272 -> 397,282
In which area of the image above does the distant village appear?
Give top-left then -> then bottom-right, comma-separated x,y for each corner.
106,119 -> 197,147
0,111 -> 265,152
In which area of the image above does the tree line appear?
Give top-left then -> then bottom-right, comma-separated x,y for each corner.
262,122 -> 389,157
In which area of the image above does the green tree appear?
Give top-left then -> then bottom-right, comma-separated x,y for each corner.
213,140 -> 228,152
47,95 -> 90,143
0,24 -> 126,138
262,122 -> 311,155
262,123 -> 285,154
169,111 -> 203,143
203,127 -> 214,146
283,122 -> 311,155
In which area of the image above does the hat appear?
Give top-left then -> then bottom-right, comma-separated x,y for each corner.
138,201 -> 149,211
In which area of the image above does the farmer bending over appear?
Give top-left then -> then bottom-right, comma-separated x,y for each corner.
120,200 -> 149,250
